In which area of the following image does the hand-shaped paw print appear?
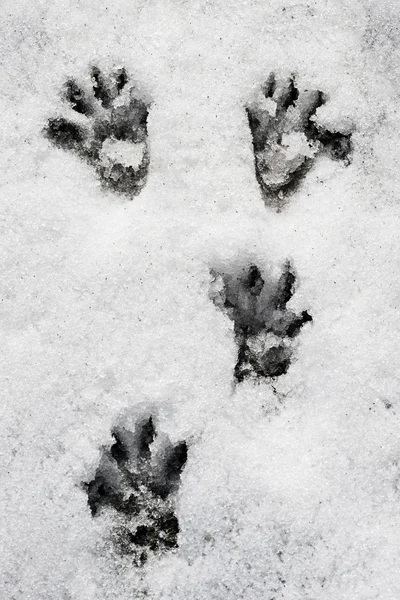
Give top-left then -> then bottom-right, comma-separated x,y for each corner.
246,74 -> 353,208
211,262 -> 312,383
84,415 -> 187,565
44,66 -> 150,197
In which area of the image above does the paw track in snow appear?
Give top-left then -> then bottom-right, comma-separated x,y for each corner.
246,74 -> 353,209
210,262 -> 312,383
84,415 -> 187,565
44,66 -> 150,197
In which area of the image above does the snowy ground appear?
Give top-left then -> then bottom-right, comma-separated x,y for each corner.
1,0 -> 400,598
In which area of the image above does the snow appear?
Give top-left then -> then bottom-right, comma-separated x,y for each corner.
1,0 -> 400,598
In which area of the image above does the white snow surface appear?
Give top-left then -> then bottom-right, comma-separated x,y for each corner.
1,0 -> 400,598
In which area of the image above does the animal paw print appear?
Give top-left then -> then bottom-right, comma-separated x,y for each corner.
84,415 -> 187,565
210,262 -> 312,382
44,66 -> 150,197
246,74 -> 353,208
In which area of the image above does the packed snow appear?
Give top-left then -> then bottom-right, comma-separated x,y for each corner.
1,0 -> 400,598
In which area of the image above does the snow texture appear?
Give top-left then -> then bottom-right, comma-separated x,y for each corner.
1,0 -> 400,599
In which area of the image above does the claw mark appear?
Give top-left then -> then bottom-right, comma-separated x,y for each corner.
63,79 -> 93,116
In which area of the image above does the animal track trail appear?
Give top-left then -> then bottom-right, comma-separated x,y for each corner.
246,73 -> 353,209
84,415 -> 188,565
210,262 -> 312,383
44,66 -> 150,197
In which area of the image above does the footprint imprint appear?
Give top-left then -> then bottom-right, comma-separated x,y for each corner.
84,414 -> 188,565
246,74 -> 353,208
210,262 -> 312,383
44,65 -> 150,197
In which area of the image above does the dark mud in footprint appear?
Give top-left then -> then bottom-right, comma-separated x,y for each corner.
84,415 -> 187,565
210,262 -> 312,383
246,73 -> 353,209
44,66 -> 150,197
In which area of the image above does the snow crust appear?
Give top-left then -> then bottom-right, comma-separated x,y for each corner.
1,0 -> 400,598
